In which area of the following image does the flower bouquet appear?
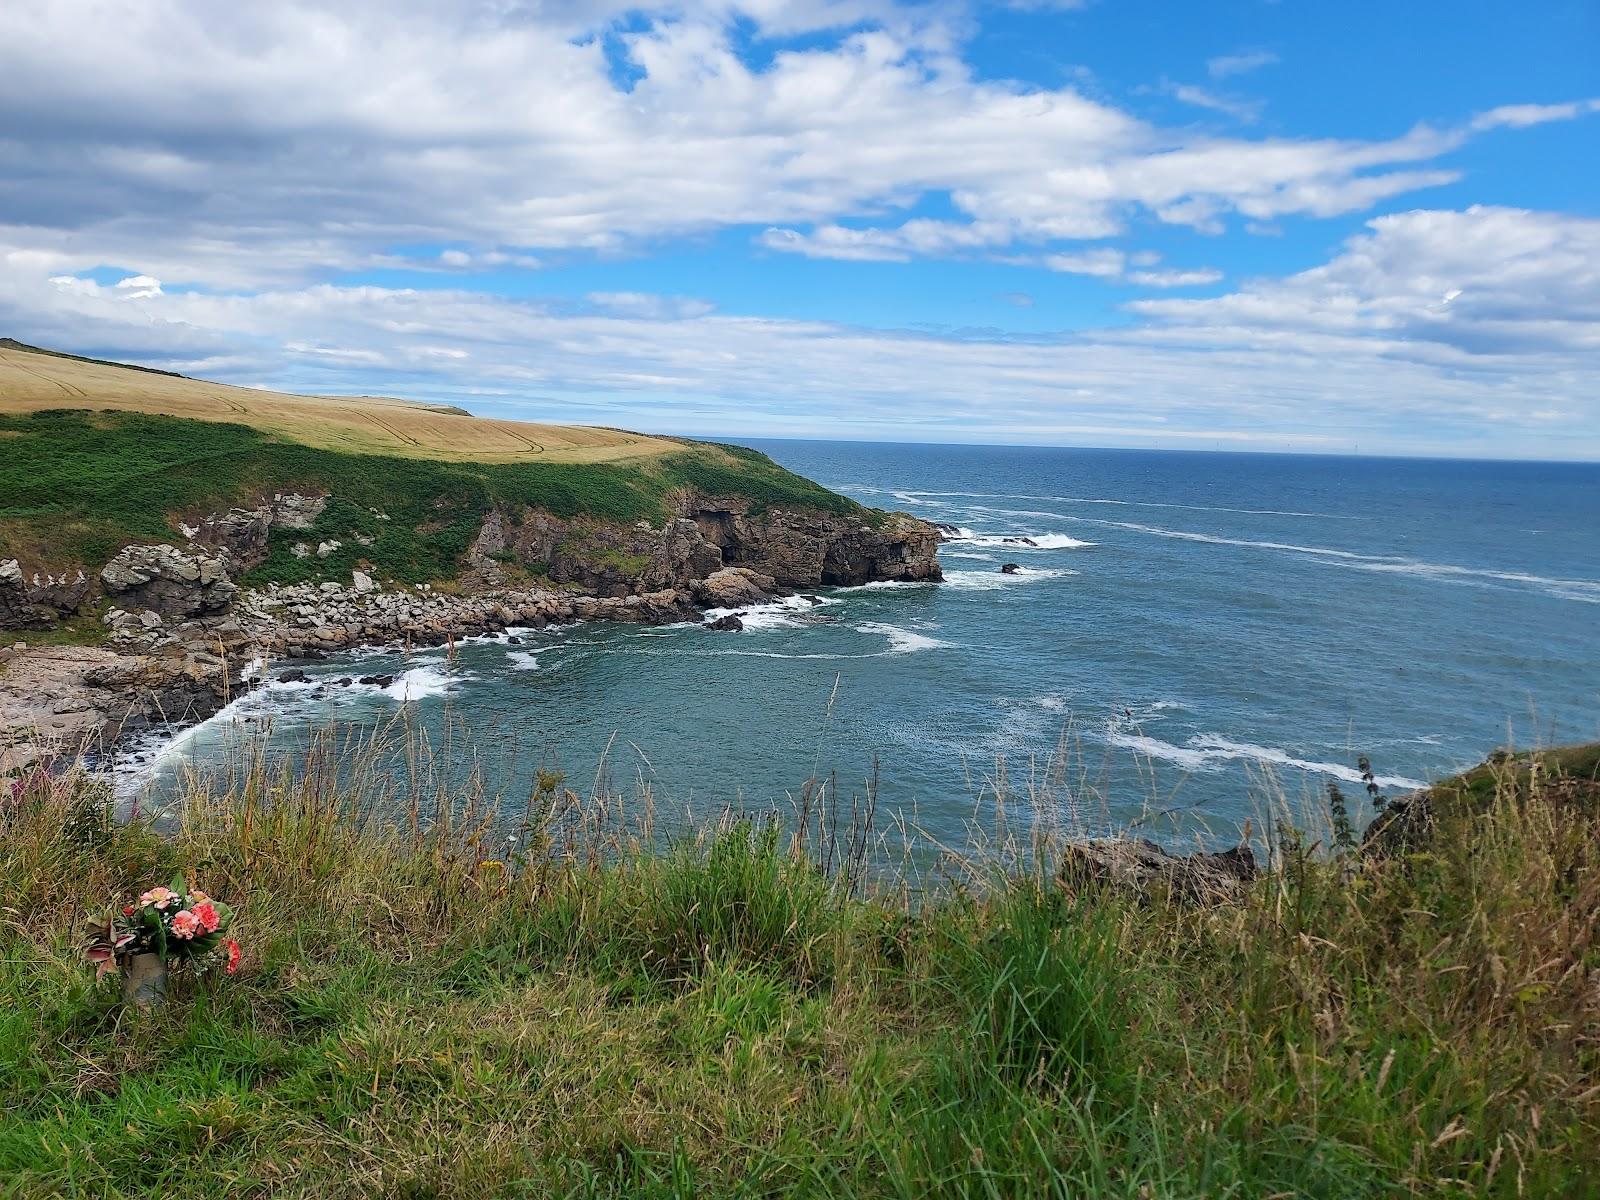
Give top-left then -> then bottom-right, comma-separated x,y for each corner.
85,875 -> 239,1007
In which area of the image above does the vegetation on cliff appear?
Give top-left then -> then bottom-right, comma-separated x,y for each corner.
0,409 -> 862,586
1,743 -> 1596,1197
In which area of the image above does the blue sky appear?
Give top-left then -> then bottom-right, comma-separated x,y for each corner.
1,0 -> 1597,457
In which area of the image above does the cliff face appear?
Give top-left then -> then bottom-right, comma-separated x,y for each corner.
466,495 -> 943,597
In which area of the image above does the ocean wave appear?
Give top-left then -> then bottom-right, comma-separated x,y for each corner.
1106,730 -> 1427,790
941,567 -> 1075,591
943,551 -> 996,561
860,486 -> 1359,521
855,621 -> 951,654
506,650 -> 542,671
1044,515 -> 1600,603
701,593 -> 841,630
947,528 -> 1095,550
831,579 -> 937,592
383,665 -> 457,702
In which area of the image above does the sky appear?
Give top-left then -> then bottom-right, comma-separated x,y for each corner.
1,0 -> 1597,459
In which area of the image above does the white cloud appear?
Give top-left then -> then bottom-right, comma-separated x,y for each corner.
7,205 -> 1596,458
0,1 -> 1589,284
1165,82 -> 1263,123
1206,50 -> 1278,79
1044,249 -> 1126,277
1470,99 -> 1600,131
1127,268 -> 1222,288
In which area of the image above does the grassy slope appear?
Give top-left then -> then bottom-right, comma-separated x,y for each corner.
0,749 -> 1595,1198
0,342 -> 676,464
0,409 -> 860,584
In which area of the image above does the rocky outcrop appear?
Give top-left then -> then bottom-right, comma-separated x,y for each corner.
100,545 -> 237,618
470,497 -> 941,599
0,559 -> 93,629
1058,838 -> 1258,905
187,506 -> 272,569
270,492 -> 328,530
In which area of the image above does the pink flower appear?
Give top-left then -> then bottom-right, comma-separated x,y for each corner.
225,940 -> 241,974
192,901 -> 221,933
139,887 -> 176,910
170,909 -> 201,939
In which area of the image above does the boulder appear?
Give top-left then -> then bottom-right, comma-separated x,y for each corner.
271,493 -> 328,530
100,545 -> 236,619
1000,563 -> 1022,575
693,567 -> 776,608
352,570 -> 377,594
705,614 -> 745,632
189,506 -> 271,568
1058,838 -> 1257,905
1,559 -> 93,629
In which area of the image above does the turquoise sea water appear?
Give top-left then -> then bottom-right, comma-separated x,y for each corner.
120,442 -> 1600,847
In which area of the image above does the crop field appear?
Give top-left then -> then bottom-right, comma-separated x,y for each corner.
0,341 -> 677,464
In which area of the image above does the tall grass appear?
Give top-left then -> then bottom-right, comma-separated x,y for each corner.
1,736 -> 1596,1198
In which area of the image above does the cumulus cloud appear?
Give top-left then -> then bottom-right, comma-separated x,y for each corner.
5,205 -> 1596,458
0,0 -> 1589,285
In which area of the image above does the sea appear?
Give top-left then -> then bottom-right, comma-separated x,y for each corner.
116,442 -> 1600,850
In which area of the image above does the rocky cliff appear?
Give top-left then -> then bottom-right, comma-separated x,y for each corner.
466,494 -> 942,597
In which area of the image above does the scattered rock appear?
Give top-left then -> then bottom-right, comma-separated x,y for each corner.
316,541 -> 342,559
358,674 -> 394,688
1,559 -> 92,629
290,543 -> 311,559
1001,536 -> 1039,548
278,669 -> 310,684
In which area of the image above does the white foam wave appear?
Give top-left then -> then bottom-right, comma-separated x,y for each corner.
855,621 -> 951,654
831,579 -> 936,592
948,528 -> 1095,550
871,487 -> 1359,521
702,593 -> 841,630
942,567 -> 1075,591
1057,515 -> 1600,603
943,551 -> 996,561
506,651 -> 542,671
1107,730 -> 1427,790
383,665 -> 456,701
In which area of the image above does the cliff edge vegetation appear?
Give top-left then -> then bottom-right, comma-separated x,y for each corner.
1,740 -> 1596,1197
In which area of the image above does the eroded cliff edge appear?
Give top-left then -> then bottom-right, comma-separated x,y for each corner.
0,489 -> 942,773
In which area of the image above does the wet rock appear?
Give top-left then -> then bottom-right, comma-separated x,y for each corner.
1058,838 -> 1258,905
277,669 -> 310,684
1001,536 -> 1039,548
1000,563 -> 1022,575
358,674 -> 395,688
705,614 -> 745,632
934,522 -> 962,539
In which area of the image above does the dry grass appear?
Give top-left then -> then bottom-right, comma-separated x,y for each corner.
0,343 -> 677,464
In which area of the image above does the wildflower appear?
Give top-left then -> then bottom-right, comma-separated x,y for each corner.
123,905 -> 135,916
170,909 -> 201,939
192,900 -> 221,933
225,940 -> 241,974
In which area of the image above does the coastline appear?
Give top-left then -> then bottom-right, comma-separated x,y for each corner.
0,565 -> 857,779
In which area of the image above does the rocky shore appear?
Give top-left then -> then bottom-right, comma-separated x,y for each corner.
1,492 -> 942,777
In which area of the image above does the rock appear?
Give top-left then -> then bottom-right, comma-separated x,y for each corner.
802,595 -> 823,605
1058,838 -> 1257,905
705,614 -> 745,632
1001,536 -> 1038,548
693,567 -> 776,608
1000,563 -> 1022,574
358,674 -> 395,688
189,506 -> 271,568
278,669 -> 310,683
351,570 -> 377,594
1,559 -> 93,629
272,493 -> 328,531
100,544 -> 237,618
290,543 -> 311,559
316,540 -> 342,559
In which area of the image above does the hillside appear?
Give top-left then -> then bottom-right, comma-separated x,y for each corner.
0,342 -> 885,593
0,340 -> 675,464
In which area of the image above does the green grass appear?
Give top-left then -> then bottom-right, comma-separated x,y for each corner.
0,410 -> 864,583
1,743 -> 1596,1199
